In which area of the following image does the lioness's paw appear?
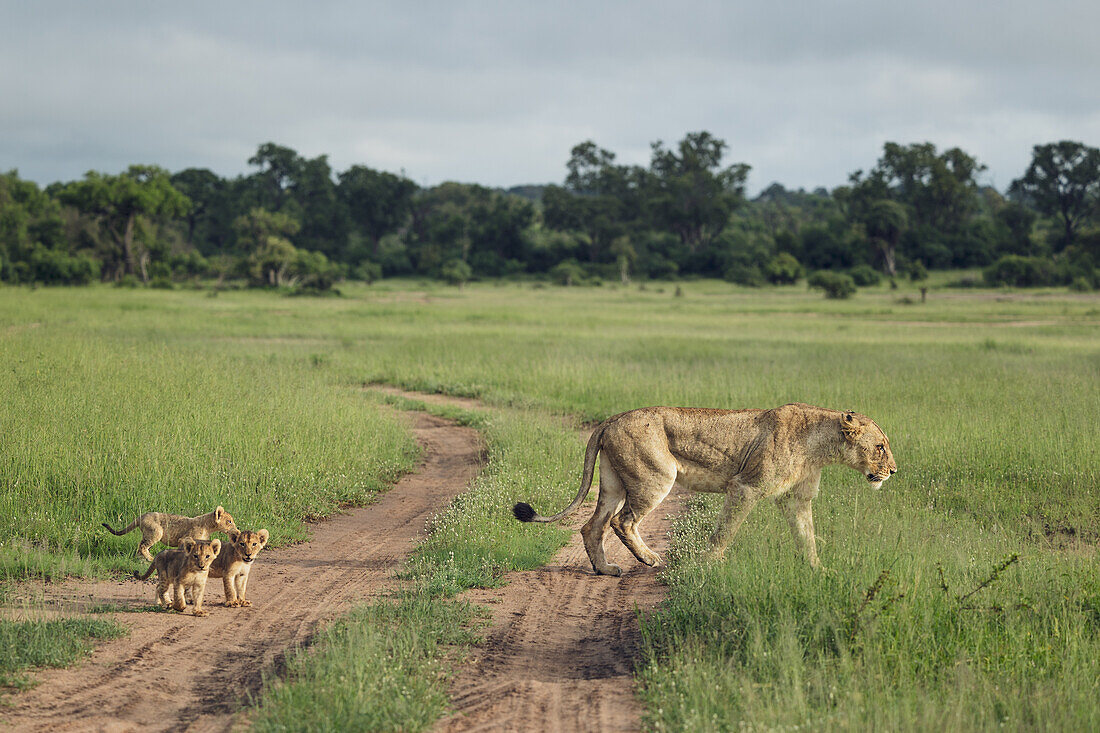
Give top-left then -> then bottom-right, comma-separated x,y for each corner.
193,609 -> 209,617
597,564 -> 623,577
642,553 -> 663,567
239,600 -> 252,607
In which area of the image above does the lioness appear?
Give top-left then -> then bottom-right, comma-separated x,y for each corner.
103,506 -> 237,561
204,529 -> 269,607
134,538 -> 222,616
514,403 -> 896,575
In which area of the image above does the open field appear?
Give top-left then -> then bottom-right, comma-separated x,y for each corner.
1,279 -> 1098,729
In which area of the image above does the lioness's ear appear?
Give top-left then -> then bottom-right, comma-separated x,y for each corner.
841,411 -> 863,441
258,529 -> 270,546
210,539 -> 221,556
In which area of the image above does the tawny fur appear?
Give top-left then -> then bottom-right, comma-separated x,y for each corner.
103,506 -> 237,561
134,538 -> 222,616
514,403 -> 897,576
204,529 -> 269,607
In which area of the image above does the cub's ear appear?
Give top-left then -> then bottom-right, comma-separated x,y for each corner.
841,411 -> 864,441
210,539 -> 221,556
181,538 -> 195,553
228,529 -> 241,542
257,529 -> 270,546
215,506 -> 225,519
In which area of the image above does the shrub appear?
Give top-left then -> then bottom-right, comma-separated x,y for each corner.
549,259 -> 586,286
764,253 -> 804,284
983,255 -> 1058,287
723,263 -> 764,287
807,270 -> 856,299
1069,277 -> 1093,292
439,259 -> 472,287
848,264 -> 881,286
355,261 -> 383,285
907,260 -> 929,282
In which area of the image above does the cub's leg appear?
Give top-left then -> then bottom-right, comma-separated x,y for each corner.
610,469 -> 674,568
776,495 -> 821,568
170,581 -> 187,612
191,579 -> 210,617
704,483 -> 760,561
155,576 -> 173,609
138,522 -> 164,562
223,573 -> 240,607
235,571 -> 251,607
580,454 -> 627,576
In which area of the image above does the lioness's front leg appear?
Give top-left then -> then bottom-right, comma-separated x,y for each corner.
704,483 -> 760,561
777,494 -> 822,568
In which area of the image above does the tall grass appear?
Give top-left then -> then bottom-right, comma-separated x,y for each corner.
3,280 -> 1097,729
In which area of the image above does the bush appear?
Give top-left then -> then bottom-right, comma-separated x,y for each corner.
549,259 -> 586,286
723,263 -> 764,287
439,259 -> 472,287
848,264 -> 881,286
807,271 -> 856,299
1069,277 -> 1093,292
764,253 -> 803,285
908,260 -> 929,282
354,261 -> 383,285
983,255 -> 1058,287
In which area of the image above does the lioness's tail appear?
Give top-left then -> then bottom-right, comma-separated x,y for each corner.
513,422 -> 606,523
133,562 -> 156,581
102,520 -> 138,536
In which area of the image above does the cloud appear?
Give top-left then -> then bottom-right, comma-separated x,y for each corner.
1,1 -> 1098,192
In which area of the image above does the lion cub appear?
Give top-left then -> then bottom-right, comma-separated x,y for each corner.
103,506 -> 237,561
134,538 -> 222,616
205,529 -> 269,607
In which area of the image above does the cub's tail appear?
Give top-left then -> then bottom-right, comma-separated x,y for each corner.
102,520 -> 138,536
133,562 -> 156,581
513,422 -> 606,524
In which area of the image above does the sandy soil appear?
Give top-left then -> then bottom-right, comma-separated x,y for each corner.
3,408 -> 482,732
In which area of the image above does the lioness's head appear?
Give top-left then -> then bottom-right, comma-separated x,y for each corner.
227,529 -> 269,564
181,538 -> 222,571
839,411 -> 897,489
214,506 -> 238,536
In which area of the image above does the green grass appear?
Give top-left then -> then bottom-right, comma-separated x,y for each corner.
0,617 -> 127,692
251,596 -> 479,733
2,279 -> 1098,729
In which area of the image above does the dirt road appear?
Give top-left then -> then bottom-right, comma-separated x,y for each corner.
6,389 -> 685,732
4,408 -> 482,732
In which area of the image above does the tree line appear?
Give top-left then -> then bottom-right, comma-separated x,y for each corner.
2,135 -> 1098,290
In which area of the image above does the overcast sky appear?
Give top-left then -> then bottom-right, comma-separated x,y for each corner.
2,1 -> 1098,194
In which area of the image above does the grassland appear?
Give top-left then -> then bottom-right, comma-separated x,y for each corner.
1,278 -> 1098,729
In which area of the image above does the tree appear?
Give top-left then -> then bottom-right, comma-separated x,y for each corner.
247,142 -> 303,212
338,165 -> 418,256
861,199 -> 908,276
170,168 -> 226,252
1010,141 -> 1100,249
610,236 -> 636,284
647,131 -> 750,252
57,165 -> 190,281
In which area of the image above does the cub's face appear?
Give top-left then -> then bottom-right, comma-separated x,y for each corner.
181,538 -> 222,571
841,412 -> 897,489
214,506 -> 238,535
231,529 -> 269,564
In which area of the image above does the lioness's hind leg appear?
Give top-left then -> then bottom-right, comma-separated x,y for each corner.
581,455 -> 626,576
611,473 -> 673,568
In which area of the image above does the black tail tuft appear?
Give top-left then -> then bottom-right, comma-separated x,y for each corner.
512,502 -> 536,522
